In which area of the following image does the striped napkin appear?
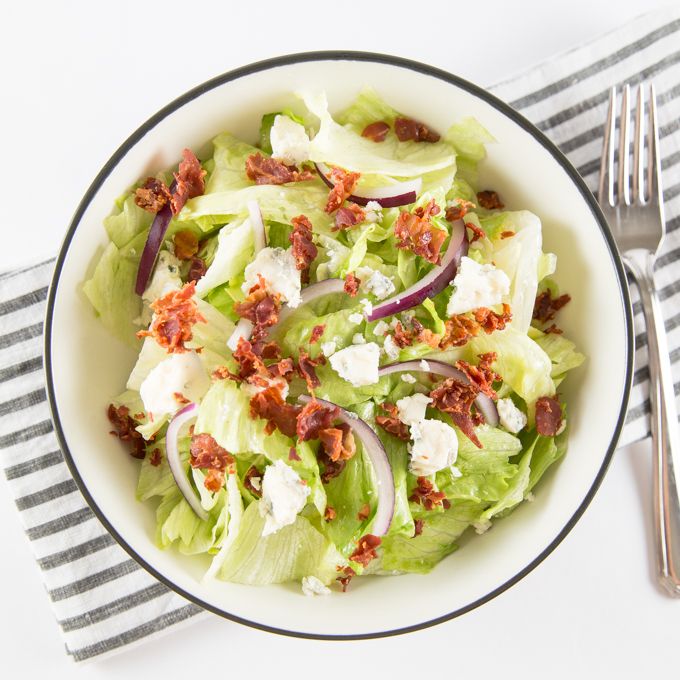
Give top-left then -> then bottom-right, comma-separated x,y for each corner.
2,6 -> 679,661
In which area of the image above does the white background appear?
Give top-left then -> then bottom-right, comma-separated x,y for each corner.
1,0 -> 677,677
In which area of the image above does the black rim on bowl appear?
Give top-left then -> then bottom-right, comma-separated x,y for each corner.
44,51 -> 634,640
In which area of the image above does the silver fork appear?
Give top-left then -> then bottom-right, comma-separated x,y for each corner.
598,83 -> 680,596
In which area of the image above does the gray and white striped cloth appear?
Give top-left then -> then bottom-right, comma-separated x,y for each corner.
2,6 -> 679,661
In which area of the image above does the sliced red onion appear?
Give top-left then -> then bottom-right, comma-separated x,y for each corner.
227,318 -> 253,351
367,219 -> 467,322
315,162 -> 420,208
134,180 -> 177,296
298,395 -> 395,537
165,402 -> 208,520
378,359 -> 499,427
247,199 -> 266,253
277,278 -> 346,325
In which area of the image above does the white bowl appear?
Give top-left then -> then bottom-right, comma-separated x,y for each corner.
45,52 -> 633,638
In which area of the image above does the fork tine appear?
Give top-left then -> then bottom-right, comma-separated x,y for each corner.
632,84 -> 645,204
618,84 -> 631,206
648,84 -> 664,212
598,86 -> 616,207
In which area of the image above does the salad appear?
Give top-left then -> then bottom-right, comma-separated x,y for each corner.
86,88 -> 584,594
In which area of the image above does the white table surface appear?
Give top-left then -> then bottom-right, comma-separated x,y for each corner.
1,0 -> 676,676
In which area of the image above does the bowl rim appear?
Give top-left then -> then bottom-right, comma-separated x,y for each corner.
44,50 -> 634,640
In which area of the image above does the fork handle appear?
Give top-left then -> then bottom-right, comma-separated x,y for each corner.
627,252 -> 680,596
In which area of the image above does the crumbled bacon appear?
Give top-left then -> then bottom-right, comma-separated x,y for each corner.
545,323 -> 563,335
413,518 -> 424,537
465,221 -> 486,243
107,404 -> 146,459
455,353 -> 499,400
473,304 -> 512,334
243,465 -> 263,497
268,357 -> 295,381
234,275 -> 281,332
429,378 -> 481,448
173,392 -> 190,405
212,365 -> 238,382
298,350 -> 325,392
296,398 -> 339,441
171,149 -> 207,215
245,152 -> 314,185
232,337 -> 267,380
325,167 -> 361,213
343,272 -> 361,297
135,177 -> 172,213
289,446 -> 301,462
187,256 -> 207,283
392,321 -> 414,348
535,396 -> 563,436
257,341 -> 283,360
500,230 -> 515,239
249,386 -> 300,438
394,199 -> 446,264
533,290 -> 572,323
445,199 -> 476,222
376,403 -> 410,441
334,204 -> 365,231
349,534 -> 381,567
190,433 -> 234,491
319,448 -> 347,483
357,503 -> 371,521
149,448 -> 162,466
324,506 -> 337,521
173,230 -> 199,260
318,423 -> 356,462
336,565 -> 355,591
409,477 -> 448,510
289,214 -> 318,284
476,190 -> 504,210
309,324 -> 325,344
137,281 -> 205,353
361,121 -> 390,142
439,314 -> 481,349
394,117 -> 440,143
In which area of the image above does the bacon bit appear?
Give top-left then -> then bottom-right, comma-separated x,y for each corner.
445,199 -> 476,222
319,449 -> 347,483
476,190 -> 504,210
296,398 -> 339,441
318,423 -> 356,463
245,152 -> 314,186
173,392 -> 190,405
173,230 -> 199,260
409,477 -> 448,510
361,121 -> 390,142
232,337 -> 267,380
376,403 -> 410,441
533,290 -> 572,323
545,323 -> 563,335
212,365 -> 238,381
535,396 -> 563,436
187,256 -> 207,283
289,214 -> 318,284
324,506 -> 337,521
107,404 -> 146,459
349,534 -> 381,567
473,304 -> 512,334
392,321 -> 414,348
243,465 -> 263,497
258,341 -> 283,360
343,272 -> 361,297
439,314 -> 481,349
455,353 -> 499,400
135,177 -> 171,213
465,221 -> 486,243
298,350 -> 326,392
171,149 -> 207,215
309,324 -> 325,344
149,448 -> 162,466
325,167 -> 361,213
234,275 -> 281,334
357,503 -> 371,521
394,199 -> 446,264
500,230 -> 515,239
268,357 -> 295,381
137,281 -> 205,353
190,433 -> 234,491
413,518 -> 424,537
133,411 -> 146,420
336,566 -> 355,591
289,446 -> 301,462
334,204 -> 365,231
429,378 -> 481,448
249,386 -> 301,438
394,117 -> 440,143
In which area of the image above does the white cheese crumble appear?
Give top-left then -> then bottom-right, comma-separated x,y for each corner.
270,114 -> 311,166
301,575 -> 331,597
408,419 -> 459,476
242,247 -> 302,308
401,373 -> 416,384
446,256 -> 510,316
359,298 -> 373,316
364,200 -> 383,223
383,334 -> 400,361
396,393 -> 432,426
352,333 -> 366,345
373,320 -> 390,336
356,267 -> 396,300
139,351 -> 210,418
497,398 -> 527,434
329,343 -> 380,387
260,460 -> 310,536
320,341 -> 337,357
142,250 -> 182,305
419,359 -> 431,372
348,312 -> 364,325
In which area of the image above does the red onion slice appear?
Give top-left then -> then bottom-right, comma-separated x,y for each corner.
298,395 -> 395,537
315,162 -> 420,208
135,180 -> 177,296
367,219 -> 467,322
247,199 -> 266,253
165,402 -> 208,520
378,359 -> 499,427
